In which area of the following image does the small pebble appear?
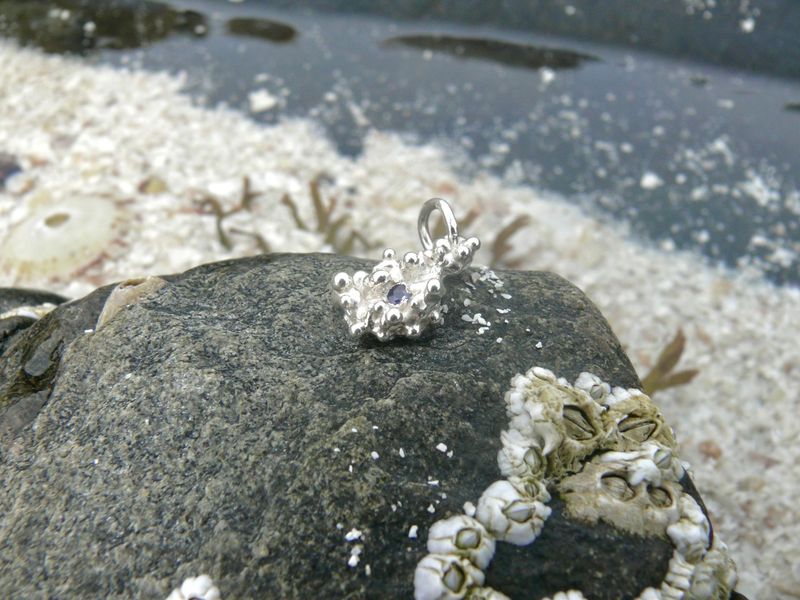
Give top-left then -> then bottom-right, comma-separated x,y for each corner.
345,528 -> 362,542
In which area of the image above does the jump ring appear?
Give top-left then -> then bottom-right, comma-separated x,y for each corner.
418,197 -> 459,251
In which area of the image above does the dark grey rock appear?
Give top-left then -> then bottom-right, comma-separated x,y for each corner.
0,286 -> 67,316
0,253 -> 727,599
0,287 -> 70,356
0,0 -> 207,55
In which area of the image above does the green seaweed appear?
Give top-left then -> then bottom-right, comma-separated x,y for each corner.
641,329 -> 699,396
280,176 -> 376,254
195,176 -> 271,252
490,215 -> 532,268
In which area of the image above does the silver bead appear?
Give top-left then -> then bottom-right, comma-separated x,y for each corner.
332,272 -> 351,290
371,270 -> 389,284
386,308 -> 403,323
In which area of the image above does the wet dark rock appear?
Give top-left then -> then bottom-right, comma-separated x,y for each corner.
0,254 -> 734,598
0,287 -> 69,316
0,0 -> 207,54
384,34 -> 599,71
226,17 -> 297,44
0,285 -> 102,412
0,288 -> 68,355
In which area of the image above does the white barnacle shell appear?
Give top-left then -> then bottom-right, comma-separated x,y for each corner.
602,389 -> 676,452
509,373 -> 532,391
661,552 -> 695,598
96,276 -> 167,329
497,429 -> 544,479
688,555 -> 724,599
503,387 -> 527,417
530,366 -> 556,382
506,476 -> 550,504
507,475 -> 550,504
666,494 -> 711,563
574,372 -> 611,401
635,588 -> 662,600
599,442 -> 678,487
608,452 -> 661,487
606,386 -> 633,406
503,419 -> 559,468
466,586 -> 511,600
527,416 -> 561,457
557,441 -> 684,539
687,538 -> 737,599
426,515 -> 496,570
165,574 -> 221,600
414,554 -> 485,600
513,371 -> 606,463
542,591 -> 589,600
475,480 -> 551,545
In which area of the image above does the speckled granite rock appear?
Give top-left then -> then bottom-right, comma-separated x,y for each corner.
0,253 -> 740,599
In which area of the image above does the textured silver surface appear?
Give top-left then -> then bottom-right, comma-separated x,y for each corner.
332,198 -> 480,341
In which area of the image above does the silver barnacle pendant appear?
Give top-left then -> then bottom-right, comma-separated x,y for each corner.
332,198 -> 480,341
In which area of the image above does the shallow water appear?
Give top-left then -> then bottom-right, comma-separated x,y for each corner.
2,0 -> 797,285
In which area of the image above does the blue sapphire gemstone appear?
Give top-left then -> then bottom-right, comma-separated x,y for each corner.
387,283 -> 412,305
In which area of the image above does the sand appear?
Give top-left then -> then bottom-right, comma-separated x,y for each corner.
1,43 -> 798,599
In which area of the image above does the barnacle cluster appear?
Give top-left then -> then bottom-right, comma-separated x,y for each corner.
332,234 -> 480,341
281,175 -> 374,255
414,367 -> 737,600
